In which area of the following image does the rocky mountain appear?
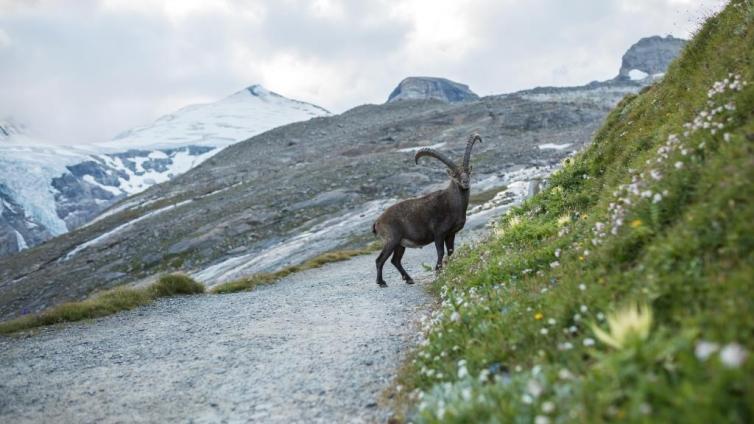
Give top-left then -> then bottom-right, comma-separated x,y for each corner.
0,35 -> 685,321
387,77 -> 479,103
616,35 -> 686,81
0,87 -> 329,257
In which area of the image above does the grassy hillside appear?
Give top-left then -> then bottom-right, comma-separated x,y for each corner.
397,2 -> 754,422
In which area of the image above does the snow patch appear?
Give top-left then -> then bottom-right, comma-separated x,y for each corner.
61,199 -> 193,261
14,230 -> 28,251
628,69 -> 649,81
538,143 -> 572,150
398,142 -> 447,153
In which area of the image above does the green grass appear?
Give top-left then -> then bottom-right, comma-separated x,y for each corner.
0,274 -> 205,335
395,2 -> 754,422
211,243 -> 381,294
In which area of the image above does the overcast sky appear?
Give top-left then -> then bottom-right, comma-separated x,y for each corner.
0,0 -> 726,144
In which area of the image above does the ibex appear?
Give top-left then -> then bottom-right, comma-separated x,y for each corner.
372,133 -> 482,287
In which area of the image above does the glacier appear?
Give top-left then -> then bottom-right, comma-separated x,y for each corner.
0,85 -> 330,256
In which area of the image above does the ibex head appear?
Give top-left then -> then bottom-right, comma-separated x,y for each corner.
414,133 -> 482,190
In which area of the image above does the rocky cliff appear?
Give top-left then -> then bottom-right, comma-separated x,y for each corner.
387,77 -> 479,103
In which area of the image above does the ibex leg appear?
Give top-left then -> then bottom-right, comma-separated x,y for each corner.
391,245 -> 414,284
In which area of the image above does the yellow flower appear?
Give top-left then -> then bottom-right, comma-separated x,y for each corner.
630,219 -> 643,228
534,312 -> 544,320
591,302 -> 653,349
578,256 -> 585,261
557,214 -> 571,227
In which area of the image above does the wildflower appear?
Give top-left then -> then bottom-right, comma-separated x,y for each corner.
547,318 -> 556,326
694,341 -> 719,361
557,215 -> 571,227
580,305 -> 588,313
583,338 -> 595,347
527,379 -> 544,397
540,328 -> 549,335
550,261 -> 560,269
535,415 -> 550,424
569,325 -> 578,334
723,133 -> 731,142
558,369 -> 573,380
578,283 -> 586,291
534,312 -> 544,320
558,342 -> 573,351
630,219 -> 643,229
591,303 -> 653,349
450,311 -> 461,322
554,248 -> 561,258
719,343 -> 748,368
674,161 -> 684,170
596,312 -> 605,322
542,401 -> 555,413
652,193 -> 662,204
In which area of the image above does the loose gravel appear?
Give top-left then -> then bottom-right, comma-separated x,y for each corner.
0,247 -> 437,423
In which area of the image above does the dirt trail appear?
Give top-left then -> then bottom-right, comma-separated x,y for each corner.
0,247 -> 437,423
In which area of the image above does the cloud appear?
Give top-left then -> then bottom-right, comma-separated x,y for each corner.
0,0 -> 727,145
0,28 -> 10,48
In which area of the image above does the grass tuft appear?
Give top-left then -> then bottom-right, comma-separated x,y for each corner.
211,243 -> 380,294
0,273 -> 205,335
149,273 -> 205,297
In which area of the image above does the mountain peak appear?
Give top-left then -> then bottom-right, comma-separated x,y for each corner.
617,35 -> 686,81
245,84 -> 273,97
387,77 -> 479,103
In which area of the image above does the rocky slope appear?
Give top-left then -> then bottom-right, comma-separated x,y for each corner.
0,35 -> 685,321
0,87 -> 329,257
387,77 -> 479,103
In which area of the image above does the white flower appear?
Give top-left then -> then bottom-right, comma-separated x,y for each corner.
450,311 -> 461,322
723,133 -> 731,142
580,305 -> 588,313
535,415 -> 550,424
583,338 -> 595,347
550,261 -> 560,269
652,193 -> 663,204
547,318 -> 556,326
569,325 -> 578,333
527,379 -> 544,397
542,401 -> 555,413
540,328 -> 549,335
558,342 -> 573,351
695,341 -> 719,361
674,161 -> 684,170
522,394 -> 533,404
554,248 -> 561,258
578,283 -> 586,291
461,387 -> 472,401
558,368 -> 573,380
720,343 -> 748,368
596,312 -> 605,322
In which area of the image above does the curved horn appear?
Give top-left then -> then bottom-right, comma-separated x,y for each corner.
415,148 -> 459,171
462,133 -> 482,170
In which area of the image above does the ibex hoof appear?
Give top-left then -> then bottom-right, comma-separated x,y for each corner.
404,278 -> 415,285
377,281 -> 388,288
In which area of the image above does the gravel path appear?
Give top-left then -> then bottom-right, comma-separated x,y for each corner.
0,247 -> 436,423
